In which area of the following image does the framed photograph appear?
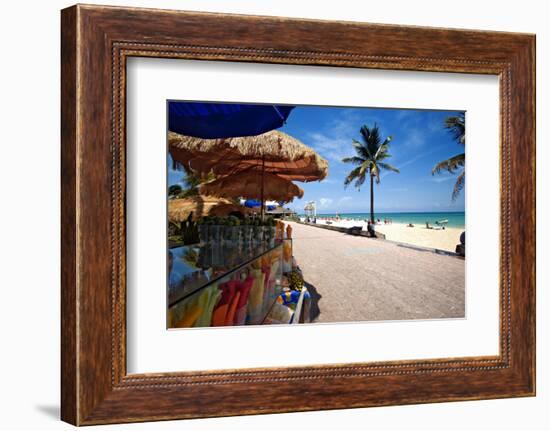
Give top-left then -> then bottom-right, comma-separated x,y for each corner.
61,4 -> 536,425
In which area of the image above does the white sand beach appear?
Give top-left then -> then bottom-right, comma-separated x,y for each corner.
375,224 -> 463,252
303,218 -> 463,253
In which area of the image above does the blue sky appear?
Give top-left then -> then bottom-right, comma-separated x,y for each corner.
168,105 -> 465,214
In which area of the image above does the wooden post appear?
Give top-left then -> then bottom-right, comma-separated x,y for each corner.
260,156 -> 265,220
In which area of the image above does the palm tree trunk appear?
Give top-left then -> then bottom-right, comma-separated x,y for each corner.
370,173 -> 374,223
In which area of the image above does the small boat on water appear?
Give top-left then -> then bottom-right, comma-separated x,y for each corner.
434,219 -> 448,230
426,219 -> 448,230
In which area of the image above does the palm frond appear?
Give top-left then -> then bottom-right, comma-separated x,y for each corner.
354,172 -> 367,189
377,162 -> 400,173
359,125 -> 371,145
432,112 -> 467,201
353,138 -> 372,160
350,143 -> 367,161
431,153 -> 465,175
452,170 -> 465,201
341,156 -> 365,165
375,136 -> 392,159
381,136 -> 392,146
344,123 -> 398,188
371,164 -> 381,184
376,151 -> 391,161
360,162 -> 369,175
444,113 -> 465,145
344,166 -> 363,188
367,125 -> 381,157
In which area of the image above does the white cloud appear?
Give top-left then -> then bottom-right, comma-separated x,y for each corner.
380,145 -> 442,180
306,132 -> 350,163
304,110 -> 377,163
337,196 -> 353,205
318,197 -> 333,208
393,109 -> 415,122
303,109 -> 399,166
402,129 -> 428,148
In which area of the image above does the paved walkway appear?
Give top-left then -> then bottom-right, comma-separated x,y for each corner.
288,222 -> 465,323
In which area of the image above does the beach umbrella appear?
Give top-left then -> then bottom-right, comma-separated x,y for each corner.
242,199 -> 279,210
199,171 -> 304,204
168,196 -> 252,223
169,130 -> 328,182
169,130 -> 327,217
168,102 -> 295,139
243,199 -> 261,208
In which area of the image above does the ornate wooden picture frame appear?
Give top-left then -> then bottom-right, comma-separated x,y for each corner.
61,4 -> 535,425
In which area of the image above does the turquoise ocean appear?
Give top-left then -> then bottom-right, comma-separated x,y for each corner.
310,211 -> 465,229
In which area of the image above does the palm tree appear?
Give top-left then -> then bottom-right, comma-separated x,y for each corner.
342,124 -> 399,223
432,113 -> 465,200
168,184 -> 183,198
179,169 -> 215,198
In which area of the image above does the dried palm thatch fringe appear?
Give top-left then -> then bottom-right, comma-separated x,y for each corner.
200,170 -> 304,203
168,196 -> 252,222
168,130 -> 329,182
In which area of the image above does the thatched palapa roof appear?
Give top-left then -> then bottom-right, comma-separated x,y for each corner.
168,196 -> 252,223
199,171 -> 304,203
168,130 -> 328,182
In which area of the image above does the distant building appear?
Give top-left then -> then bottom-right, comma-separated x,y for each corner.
265,206 -> 296,218
304,201 -> 316,219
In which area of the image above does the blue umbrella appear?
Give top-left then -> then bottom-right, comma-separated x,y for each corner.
243,199 -> 261,208
168,102 -> 294,139
243,199 -> 276,212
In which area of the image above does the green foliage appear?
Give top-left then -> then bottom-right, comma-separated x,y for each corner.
170,168 -> 216,199
288,270 -> 304,291
227,215 -> 240,226
168,184 -> 183,198
264,217 -> 276,227
432,112 -> 466,200
342,123 -> 399,222
168,221 -> 180,236
342,124 -> 399,186
444,113 -> 465,145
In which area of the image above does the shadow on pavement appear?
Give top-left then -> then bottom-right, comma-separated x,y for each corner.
304,281 -> 322,322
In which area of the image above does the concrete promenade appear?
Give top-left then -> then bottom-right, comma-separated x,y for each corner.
288,222 -> 465,323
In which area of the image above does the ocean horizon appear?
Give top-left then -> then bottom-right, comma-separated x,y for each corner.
301,211 -> 465,229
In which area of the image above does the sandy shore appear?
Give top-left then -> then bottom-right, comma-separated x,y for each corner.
305,218 -> 463,253
375,224 -> 463,253
288,222 -> 465,323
